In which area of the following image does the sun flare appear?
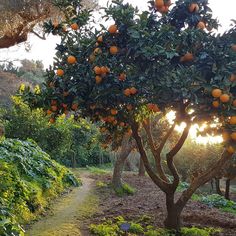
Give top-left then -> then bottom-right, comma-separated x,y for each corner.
166,111 -> 223,145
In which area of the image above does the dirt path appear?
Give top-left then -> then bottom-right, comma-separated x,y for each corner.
26,173 -> 94,236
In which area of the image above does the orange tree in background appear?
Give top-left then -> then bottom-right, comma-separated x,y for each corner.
20,0 -> 236,230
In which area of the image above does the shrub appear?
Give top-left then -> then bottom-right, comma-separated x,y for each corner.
0,138 -> 79,235
3,97 -> 110,167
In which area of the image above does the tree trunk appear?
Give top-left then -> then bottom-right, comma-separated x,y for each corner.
112,155 -> 126,189
225,179 -> 231,200
112,135 -> 135,189
164,194 -> 181,230
139,158 -> 145,176
215,178 -> 223,195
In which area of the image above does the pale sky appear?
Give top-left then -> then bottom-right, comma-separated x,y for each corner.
1,0 -> 235,69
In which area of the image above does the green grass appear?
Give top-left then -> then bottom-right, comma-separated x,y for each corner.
114,183 -> 136,197
86,166 -> 111,175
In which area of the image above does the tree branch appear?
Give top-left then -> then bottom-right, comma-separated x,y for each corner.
30,30 -> 46,40
166,122 -> 190,190
131,120 -> 170,193
142,118 -> 170,182
175,150 -> 232,210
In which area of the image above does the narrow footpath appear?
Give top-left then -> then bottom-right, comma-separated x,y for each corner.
26,173 -> 94,236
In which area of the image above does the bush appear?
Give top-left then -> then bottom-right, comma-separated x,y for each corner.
3,97 -> 110,167
0,138 -> 79,235
192,194 -> 236,215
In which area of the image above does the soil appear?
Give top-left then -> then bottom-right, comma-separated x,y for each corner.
83,172 -> 236,236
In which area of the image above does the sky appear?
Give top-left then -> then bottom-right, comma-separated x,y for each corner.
0,0 -> 235,69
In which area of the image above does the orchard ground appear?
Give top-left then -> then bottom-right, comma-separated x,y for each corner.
26,167 -> 236,236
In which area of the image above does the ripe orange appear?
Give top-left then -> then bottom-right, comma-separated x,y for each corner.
51,105 -> 58,112
211,89 -> 222,98
101,66 -> 108,74
110,46 -> 119,55
222,132 -> 230,141
220,94 -> 230,103
47,110 -> 52,115
159,5 -> 169,13
49,118 -> 55,124
71,23 -> 79,30
97,36 -> 103,43
189,3 -> 199,13
67,55 -> 76,64
119,73 -> 126,81
227,146 -> 235,154
230,74 -> 236,82
111,109 -> 118,115
57,69 -> 64,76
229,116 -> 236,125
197,21 -> 205,30
232,44 -> 236,52
233,99 -> 236,107
94,48 -> 102,55
108,24 -> 118,34
130,87 -> 138,95
95,76 -> 102,84
180,52 -> 194,62
94,66 -> 102,75
231,132 -> 236,141
212,100 -> 220,108
71,103 -> 78,111
147,103 -> 159,112
155,0 -> 164,9
152,104 -> 160,112
119,122 -> 125,127
124,88 -> 131,96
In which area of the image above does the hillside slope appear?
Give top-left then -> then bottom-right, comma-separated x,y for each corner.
0,71 -> 32,107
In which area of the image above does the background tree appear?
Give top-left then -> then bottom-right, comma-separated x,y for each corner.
0,0 -> 97,49
20,0 -> 236,231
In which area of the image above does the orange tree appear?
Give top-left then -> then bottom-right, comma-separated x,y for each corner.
20,0 -> 236,230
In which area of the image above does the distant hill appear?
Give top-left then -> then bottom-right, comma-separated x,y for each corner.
0,71 -> 32,107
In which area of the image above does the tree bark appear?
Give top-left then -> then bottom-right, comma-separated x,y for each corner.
112,135 -> 135,189
164,194 -> 182,230
215,178 -> 223,196
225,179 -> 231,200
139,158 -> 145,176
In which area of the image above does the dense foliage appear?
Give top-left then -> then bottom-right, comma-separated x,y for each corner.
0,138 -> 79,236
2,97 -> 110,167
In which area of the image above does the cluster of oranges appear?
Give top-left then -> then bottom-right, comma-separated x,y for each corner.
154,0 -> 171,14
211,88 -> 235,108
123,87 -> 138,97
147,103 -> 160,113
